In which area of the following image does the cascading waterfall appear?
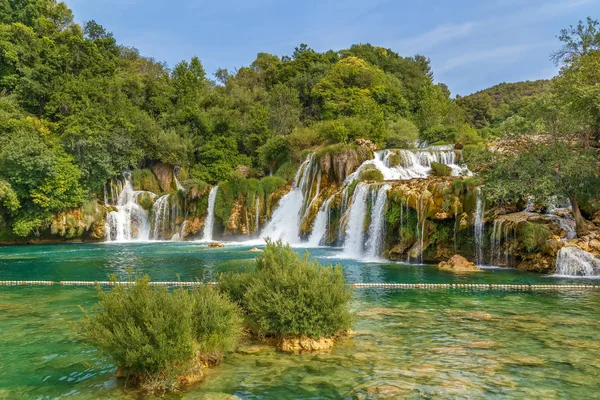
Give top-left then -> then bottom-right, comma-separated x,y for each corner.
364,184 -> 391,259
151,195 -> 171,240
105,173 -> 154,242
474,187 -> 485,265
307,196 -> 334,247
555,247 -> 600,277
343,183 -> 370,257
260,156 -> 316,243
255,198 -> 260,236
174,166 -> 184,191
202,186 -> 218,242
346,147 -> 471,184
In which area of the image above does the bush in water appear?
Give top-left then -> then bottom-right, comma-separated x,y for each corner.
220,240 -> 354,340
78,275 -> 242,394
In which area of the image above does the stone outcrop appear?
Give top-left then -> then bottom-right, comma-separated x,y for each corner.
151,162 -> 175,192
208,242 -> 225,248
438,255 -> 481,273
277,336 -> 335,353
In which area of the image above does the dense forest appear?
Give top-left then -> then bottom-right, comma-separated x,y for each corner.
0,0 -> 599,240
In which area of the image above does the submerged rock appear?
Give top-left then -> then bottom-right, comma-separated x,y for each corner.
278,336 -> 335,353
249,247 -> 262,252
208,242 -> 225,248
438,255 -> 481,273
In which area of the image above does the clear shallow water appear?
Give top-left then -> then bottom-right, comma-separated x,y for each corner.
1,243 -> 600,399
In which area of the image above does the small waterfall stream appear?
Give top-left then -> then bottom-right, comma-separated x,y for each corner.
260,156 -> 316,243
307,196 -> 334,247
555,247 -> 600,276
202,186 -> 218,242
365,184 -> 391,259
150,195 -> 171,240
474,187 -> 485,265
105,173 -> 154,242
343,183 -> 370,257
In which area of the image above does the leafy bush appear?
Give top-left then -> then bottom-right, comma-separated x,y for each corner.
455,124 -> 482,145
132,169 -> 161,194
359,166 -> 384,181
78,276 -> 242,393
191,285 -> 243,362
520,223 -> 550,253
220,240 -> 353,339
385,117 -> 419,148
430,162 -> 452,177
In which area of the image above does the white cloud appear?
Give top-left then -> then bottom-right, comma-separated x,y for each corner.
437,44 -> 535,73
391,22 -> 475,54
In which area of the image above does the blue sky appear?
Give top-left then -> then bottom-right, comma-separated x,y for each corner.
64,0 -> 599,96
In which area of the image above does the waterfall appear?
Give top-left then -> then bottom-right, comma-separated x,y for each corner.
343,183 -> 370,257
174,166 -> 184,191
261,156 -> 316,243
555,247 -> 600,277
105,172 -> 154,242
307,196 -> 333,247
255,198 -> 260,235
171,220 -> 188,241
202,186 -> 218,242
345,147 -> 471,184
474,187 -> 485,265
365,184 -> 391,259
150,195 -> 171,239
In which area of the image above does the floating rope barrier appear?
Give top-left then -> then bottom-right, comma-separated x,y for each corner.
0,281 -> 598,290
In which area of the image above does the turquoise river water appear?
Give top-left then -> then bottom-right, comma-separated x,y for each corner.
1,242 -> 599,399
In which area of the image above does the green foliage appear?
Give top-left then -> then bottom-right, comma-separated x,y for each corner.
455,124 -> 482,145
385,117 -> 419,148
219,241 -> 353,339
461,144 -> 493,172
429,222 -> 452,245
78,276 -> 242,393
78,276 -> 196,391
132,169 -> 161,194
190,285 -> 243,362
0,179 -> 20,212
359,166 -> 384,181
430,162 -> 452,177
519,223 -> 550,253
456,80 -> 552,128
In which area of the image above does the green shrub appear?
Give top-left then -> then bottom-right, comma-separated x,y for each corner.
359,166 -> 384,181
191,285 -> 243,363
520,223 -> 550,253
430,162 -> 452,177
132,169 -> 162,194
456,124 -> 482,145
220,241 -> 353,339
78,276 -> 242,393
274,162 -> 298,183
385,117 -> 419,148
462,143 -> 493,172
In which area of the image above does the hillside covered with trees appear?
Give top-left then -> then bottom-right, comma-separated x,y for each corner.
0,0 -> 599,244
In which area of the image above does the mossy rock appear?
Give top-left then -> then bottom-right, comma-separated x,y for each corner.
430,162 -> 452,177
132,169 -> 162,194
359,167 -> 384,182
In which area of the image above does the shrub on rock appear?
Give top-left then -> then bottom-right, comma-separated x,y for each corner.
78,276 -> 242,393
220,240 -> 353,346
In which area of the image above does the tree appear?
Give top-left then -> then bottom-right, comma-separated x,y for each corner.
268,83 -> 301,135
485,141 -> 599,235
554,50 -> 600,141
551,17 -> 600,65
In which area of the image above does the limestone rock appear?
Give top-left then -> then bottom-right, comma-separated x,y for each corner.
438,255 -> 481,273
151,162 -> 175,192
208,242 -> 225,248
278,336 -> 335,353
249,247 -> 262,252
